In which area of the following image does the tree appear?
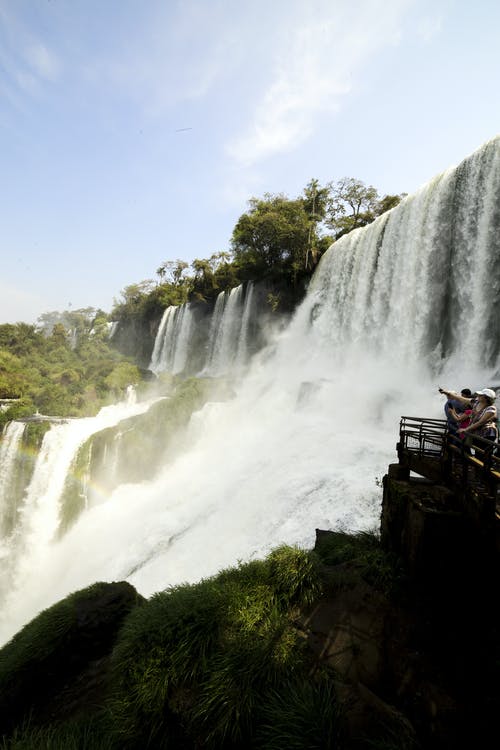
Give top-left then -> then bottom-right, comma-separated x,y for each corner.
50,323 -> 69,348
105,362 -> 141,393
156,260 -> 189,287
111,281 -> 156,320
231,193 -> 312,282
325,179 -> 406,240
325,177 -> 379,239
302,179 -> 330,223
302,179 -> 332,270
377,193 -> 407,215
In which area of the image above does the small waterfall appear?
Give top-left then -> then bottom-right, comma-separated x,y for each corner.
204,283 -> 257,376
0,422 -> 26,537
125,385 -> 137,405
204,291 -> 228,369
149,304 -> 195,375
236,281 -> 256,362
108,321 -> 118,339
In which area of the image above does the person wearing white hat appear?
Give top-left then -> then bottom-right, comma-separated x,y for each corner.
457,388 -> 497,444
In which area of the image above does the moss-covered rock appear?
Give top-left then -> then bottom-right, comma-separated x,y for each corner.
0,581 -> 144,737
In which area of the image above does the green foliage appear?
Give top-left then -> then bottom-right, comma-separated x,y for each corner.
256,674 -> 342,749
0,399 -> 34,429
325,177 -> 405,239
0,320 -> 145,419
313,529 -> 378,564
110,281 -> 157,321
314,530 -> 405,596
0,714 -> 115,750
0,537 -> 417,748
22,422 -> 52,451
57,440 -> 92,536
266,544 -> 322,609
108,175 -> 402,330
108,545 -> 326,748
104,362 -> 141,393
231,193 -> 313,284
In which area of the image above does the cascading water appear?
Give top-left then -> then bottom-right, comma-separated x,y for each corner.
149,304 -> 195,375
236,281 -> 255,363
0,422 -> 26,537
1,135 -> 500,646
204,283 -> 257,376
0,395 -> 161,641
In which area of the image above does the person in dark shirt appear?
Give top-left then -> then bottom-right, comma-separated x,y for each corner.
439,387 -> 472,444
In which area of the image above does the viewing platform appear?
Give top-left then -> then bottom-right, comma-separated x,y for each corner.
396,416 -> 500,523
381,417 -> 500,581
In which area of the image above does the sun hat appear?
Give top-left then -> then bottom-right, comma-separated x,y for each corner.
474,388 -> 496,399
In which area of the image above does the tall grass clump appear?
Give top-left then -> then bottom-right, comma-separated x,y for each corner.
314,530 -> 404,596
255,673 -> 342,749
0,713 -> 115,750
108,545 -> 332,748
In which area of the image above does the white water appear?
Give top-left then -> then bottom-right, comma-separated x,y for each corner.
204,283 -> 257,376
0,395 -> 160,641
149,304 -> 195,375
1,136 -> 500,645
0,422 -> 26,537
149,282 -> 258,379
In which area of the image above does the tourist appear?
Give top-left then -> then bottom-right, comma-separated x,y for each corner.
438,387 -> 472,444
457,388 -> 497,449
448,403 -> 473,435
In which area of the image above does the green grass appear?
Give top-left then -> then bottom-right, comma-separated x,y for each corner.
255,674 -> 342,749
108,545 -> 328,748
0,713 -> 115,750
314,530 -> 405,596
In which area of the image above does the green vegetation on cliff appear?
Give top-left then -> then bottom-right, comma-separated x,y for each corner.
0,318 -> 143,425
1,527 -> 497,749
110,177 -> 404,327
57,377 -> 234,535
0,544 -> 341,749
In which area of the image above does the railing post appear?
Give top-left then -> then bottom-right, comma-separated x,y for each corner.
442,437 -> 452,483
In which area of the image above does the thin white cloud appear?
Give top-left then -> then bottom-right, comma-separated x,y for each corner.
226,0 -> 414,166
80,1 -> 237,117
417,14 -> 443,43
25,42 -> 61,82
0,4 -> 62,100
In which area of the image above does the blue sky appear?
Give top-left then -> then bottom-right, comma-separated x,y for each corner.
1,0 -> 499,324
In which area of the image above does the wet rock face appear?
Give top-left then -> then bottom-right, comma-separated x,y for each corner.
0,581 -> 144,735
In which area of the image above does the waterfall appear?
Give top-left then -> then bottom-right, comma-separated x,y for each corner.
0,422 -> 26,538
0,395 -> 161,640
1,135 -> 500,645
149,304 -> 195,375
204,282 -> 257,375
236,281 -> 256,363
305,135 -> 500,376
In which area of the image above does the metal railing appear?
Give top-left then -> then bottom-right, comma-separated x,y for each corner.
397,416 -> 500,516
398,416 -> 448,458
